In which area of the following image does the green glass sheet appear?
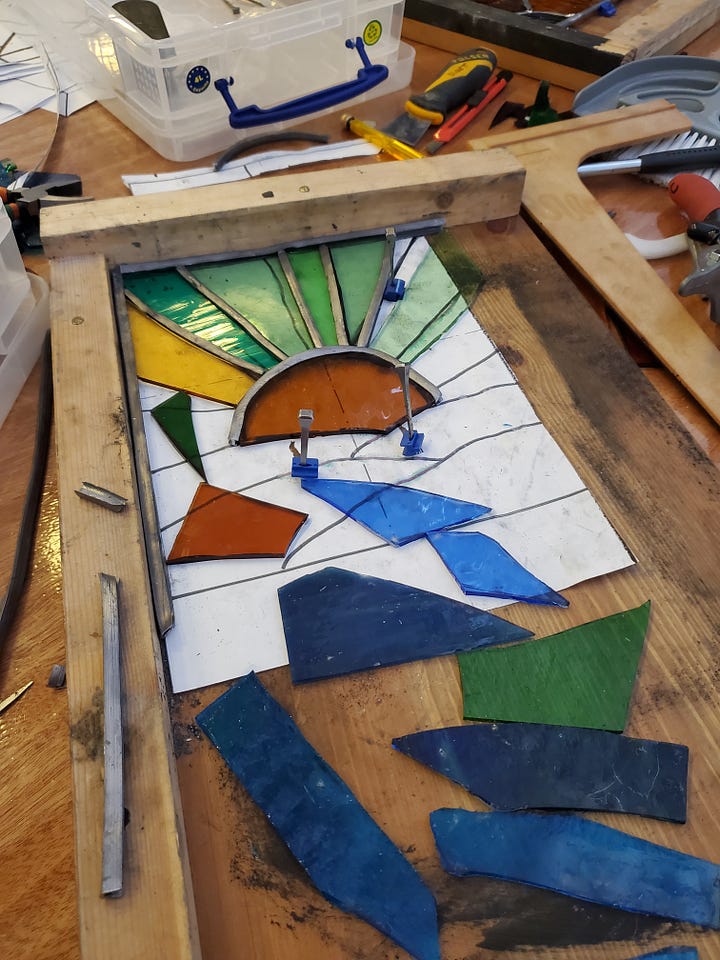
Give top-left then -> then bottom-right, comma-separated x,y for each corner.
151,391 -> 206,479
458,601 -> 650,732
287,249 -> 337,345
371,248 -> 466,362
123,269 -> 277,369
188,257 -> 313,357
330,238 -> 386,344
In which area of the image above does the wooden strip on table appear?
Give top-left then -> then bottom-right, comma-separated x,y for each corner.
41,151 -> 525,266
472,100 -> 720,428
50,254 -> 200,960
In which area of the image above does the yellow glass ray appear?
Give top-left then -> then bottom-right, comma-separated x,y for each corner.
128,303 -> 255,406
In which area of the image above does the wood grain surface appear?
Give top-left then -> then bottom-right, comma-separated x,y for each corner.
2,32 -> 720,960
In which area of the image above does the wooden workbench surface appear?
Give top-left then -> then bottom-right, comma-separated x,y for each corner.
2,26 -> 720,960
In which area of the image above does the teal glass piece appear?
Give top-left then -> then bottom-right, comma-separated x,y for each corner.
151,391 -> 206,479
123,269 -> 277,369
188,257 -> 314,357
371,247 -> 466,362
287,248 -> 337,345
329,238 -> 386,344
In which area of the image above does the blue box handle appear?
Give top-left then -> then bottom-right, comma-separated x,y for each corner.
215,37 -> 388,129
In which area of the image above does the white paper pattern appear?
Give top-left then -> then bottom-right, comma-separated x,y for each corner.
136,239 -> 634,692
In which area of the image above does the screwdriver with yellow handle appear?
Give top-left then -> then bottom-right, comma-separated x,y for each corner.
384,48 -> 498,146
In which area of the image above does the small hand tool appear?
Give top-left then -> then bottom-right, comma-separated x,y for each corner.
2,171 -> 83,250
383,48 -> 497,146
343,115 -> 424,160
579,144 -> 720,178
0,680 -> 33,715
668,172 -> 720,322
426,70 -> 513,154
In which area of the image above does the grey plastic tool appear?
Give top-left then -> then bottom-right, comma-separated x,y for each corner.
572,56 -> 720,140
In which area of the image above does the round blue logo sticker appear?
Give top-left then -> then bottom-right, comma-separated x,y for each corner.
186,65 -> 211,94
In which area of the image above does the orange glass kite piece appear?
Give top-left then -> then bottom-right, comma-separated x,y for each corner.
168,483 -> 308,563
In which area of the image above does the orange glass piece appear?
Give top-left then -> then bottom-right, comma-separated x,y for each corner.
231,348 -> 439,445
168,483 -> 308,563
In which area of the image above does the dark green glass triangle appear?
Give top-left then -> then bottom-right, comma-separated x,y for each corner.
286,248 -> 337,345
188,257 -> 313,357
151,391 -> 206,479
123,269 -> 277,369
329,238 -> 386,344
458,602 -> 650,732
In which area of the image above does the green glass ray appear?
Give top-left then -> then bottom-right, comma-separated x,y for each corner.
330,238 -> 386,344
371,247 -> 467,362
458,602 -> 650,732
151,391 -> 206,479
123,269 -> 277,370
287,248 -> 337,346
188,257 -> 313,358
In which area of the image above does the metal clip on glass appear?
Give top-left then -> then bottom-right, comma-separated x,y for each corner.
215,37 -> 389,129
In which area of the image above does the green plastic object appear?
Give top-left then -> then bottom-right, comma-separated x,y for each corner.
123,269 -> 277,369
527,81 -> 559,127
188,257 -> 313,357
329,237 -> 386,343
286,248 -> 337,345
371,247 -> 467,362
151,391 -> 206,479
458,601 -> 650,731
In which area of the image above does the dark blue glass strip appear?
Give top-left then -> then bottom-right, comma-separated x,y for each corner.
393,723 -> 688,822
197,673 -> 440,960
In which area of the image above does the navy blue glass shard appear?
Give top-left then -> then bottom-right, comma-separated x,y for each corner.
197,673 -> 440,960
300,478 -> 490,545
630,950 -> 698,960
430,809 -> 720,929
393,723 -> 688,822
279,567 -> 533,683
428,531 -> 568,607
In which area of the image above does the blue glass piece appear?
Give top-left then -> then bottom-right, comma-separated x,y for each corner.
393,723 -> 688,822
197,673 -> 440,960
430,810 -> 720,929
428,531 -> 568,607
279,567 -> 533,683
300,478 -> 490,545
630,950 -> 698,960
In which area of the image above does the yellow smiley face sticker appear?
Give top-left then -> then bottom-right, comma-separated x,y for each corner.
363,19 -> 382,46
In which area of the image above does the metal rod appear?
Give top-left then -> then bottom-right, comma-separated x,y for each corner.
101,572 -> 123,898
400,364 -> 415,438
356,227 -> 396,347
298,409 -> 314,464
320,244 -> 348,345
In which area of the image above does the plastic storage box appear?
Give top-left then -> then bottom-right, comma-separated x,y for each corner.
0,214 -> 50,429
20,0 -> 414,161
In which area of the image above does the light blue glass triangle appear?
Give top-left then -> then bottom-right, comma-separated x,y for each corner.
428,531 -> 568,607
301,478 -> 490,546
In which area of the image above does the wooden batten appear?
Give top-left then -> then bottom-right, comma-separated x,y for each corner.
403,0 -> 720,91
41,150 -> 525,266
50,254 -> 201,960
471,100 -> 720,428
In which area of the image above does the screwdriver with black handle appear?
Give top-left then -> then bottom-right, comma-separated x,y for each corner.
383,48 -> 498,146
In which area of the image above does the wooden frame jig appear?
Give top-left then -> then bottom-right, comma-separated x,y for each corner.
43,150 -> 524,959
403,0 -> 720,90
